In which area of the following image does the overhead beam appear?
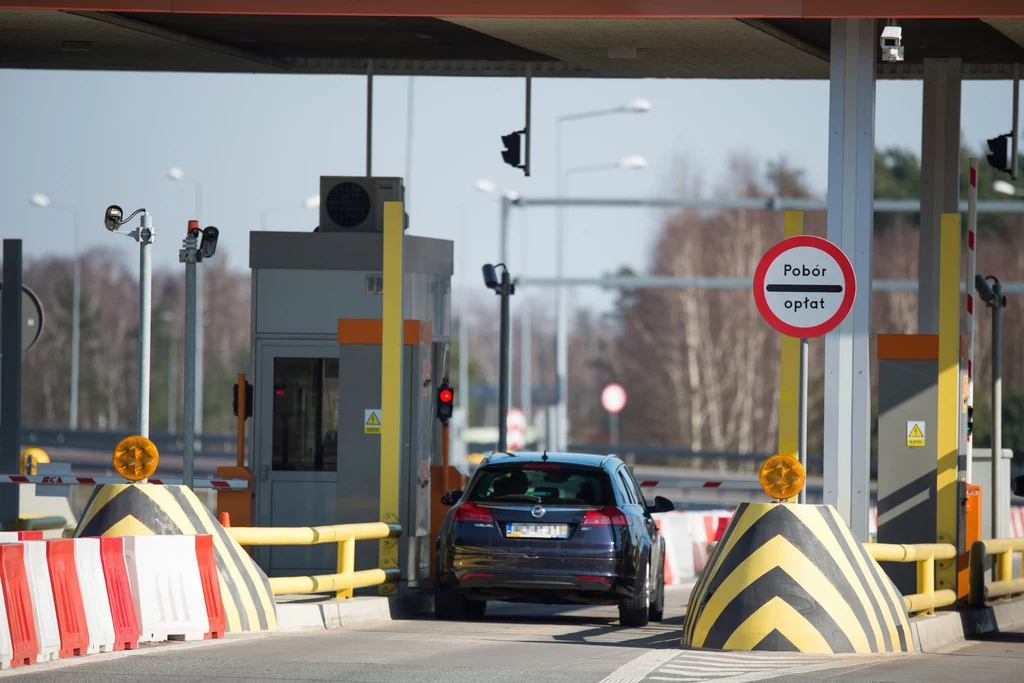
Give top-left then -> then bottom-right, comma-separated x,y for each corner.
65,11 -> 290,71
739,19 -> 829,62
5,1 -> 1024,19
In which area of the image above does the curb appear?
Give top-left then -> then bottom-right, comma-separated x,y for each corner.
275,593 -> 434,632
910,597 -> 1024,653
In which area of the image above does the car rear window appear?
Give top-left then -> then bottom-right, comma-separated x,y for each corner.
466,464 -> 615,506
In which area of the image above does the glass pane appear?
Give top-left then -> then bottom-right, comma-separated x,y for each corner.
466,464 -> 615,507
271,357 -> 338,472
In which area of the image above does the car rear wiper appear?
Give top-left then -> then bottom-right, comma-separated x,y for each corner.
491,494 -> 543,503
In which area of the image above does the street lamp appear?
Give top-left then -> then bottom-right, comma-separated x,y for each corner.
553,154 -> 648,451
458,179 -> 503,422
260,194 -> 321,231
993,180 -> 1024,197
553,100 -> 651,450
30,193 -> 81,430
168,166 -> 204,436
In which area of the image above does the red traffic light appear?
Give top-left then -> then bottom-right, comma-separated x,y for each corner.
439,389 -> 453,403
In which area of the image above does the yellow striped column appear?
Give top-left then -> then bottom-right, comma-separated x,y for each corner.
379,200 -> 404,592
936,213 -> 961,592
778,211 -> 804,502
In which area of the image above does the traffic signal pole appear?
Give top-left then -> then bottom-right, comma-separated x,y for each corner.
498,268 -> 512,453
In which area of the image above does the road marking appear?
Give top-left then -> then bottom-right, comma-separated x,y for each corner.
602,649 -> 870,683
599,649 -> 681,683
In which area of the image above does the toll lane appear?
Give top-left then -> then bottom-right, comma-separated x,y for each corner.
0,587 -> 693,683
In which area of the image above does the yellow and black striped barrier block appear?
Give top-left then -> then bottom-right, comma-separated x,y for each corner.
74,484 -> 277,634
682,502 -> 912,654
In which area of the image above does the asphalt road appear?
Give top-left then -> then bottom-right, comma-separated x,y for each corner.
5,586 -> 1024,683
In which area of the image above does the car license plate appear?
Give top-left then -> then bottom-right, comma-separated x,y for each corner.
506,523 -> 569,539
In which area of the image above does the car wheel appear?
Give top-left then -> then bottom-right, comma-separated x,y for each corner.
435,589 -> 486,621
649,555 -> 665,623
619,561 -> 651,628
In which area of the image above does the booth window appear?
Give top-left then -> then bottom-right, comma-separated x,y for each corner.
272,358 -> 339,472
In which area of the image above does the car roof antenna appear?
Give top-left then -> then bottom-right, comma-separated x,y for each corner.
542,451 -> 548,461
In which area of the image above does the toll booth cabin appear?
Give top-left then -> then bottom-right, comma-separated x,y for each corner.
247,176 -> 452,591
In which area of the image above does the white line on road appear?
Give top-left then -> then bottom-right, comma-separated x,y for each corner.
599,649 -> 683,683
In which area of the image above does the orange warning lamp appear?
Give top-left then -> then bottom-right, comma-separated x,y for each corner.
112,435 -> 160,482
759,454 -> 805,502
20,447 -> 50,475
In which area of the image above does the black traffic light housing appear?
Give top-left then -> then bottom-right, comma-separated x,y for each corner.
437,379 -> 454,426
501,131 -> 524,171
987,134 -> 1013,174
233,380 -> 253,419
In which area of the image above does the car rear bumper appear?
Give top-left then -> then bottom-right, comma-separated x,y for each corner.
439,546 -> 639,600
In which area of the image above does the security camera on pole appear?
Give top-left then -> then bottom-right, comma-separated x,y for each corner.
753,236 -> 857,504
179,220 -> 220,489
482,263 -> 515,452
103,205 -> 157,439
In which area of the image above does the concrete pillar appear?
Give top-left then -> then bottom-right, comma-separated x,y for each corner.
1,240 -> 24,529
824,19 -> 875,540
918,59 -> 962,335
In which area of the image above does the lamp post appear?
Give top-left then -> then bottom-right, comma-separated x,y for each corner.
260,195 -> 320,231
993,180 -> 1024,198
552,153 -> 648,451
553,99 -> 650,450
168,167 -> 204,435
30,193 -> 80,430
457,179 -> 509,424
160,311 -> 177,433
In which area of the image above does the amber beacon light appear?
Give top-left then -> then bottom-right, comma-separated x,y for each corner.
759,454 -> 806,502
112,435 -> 160,482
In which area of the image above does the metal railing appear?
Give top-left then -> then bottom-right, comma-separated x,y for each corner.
864,543 -> 958,616
227,522 -> 402,599
969,538 -> 1024,606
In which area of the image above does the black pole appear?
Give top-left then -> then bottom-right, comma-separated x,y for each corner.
497,269 -> 511,453
1,240 -> 23,529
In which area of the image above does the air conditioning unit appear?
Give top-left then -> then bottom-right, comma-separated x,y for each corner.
318,176 -> 407,233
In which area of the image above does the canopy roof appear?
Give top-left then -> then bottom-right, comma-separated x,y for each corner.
1,5 -> 1023,78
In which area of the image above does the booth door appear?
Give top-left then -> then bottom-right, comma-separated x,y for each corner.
253,340 -> 339,578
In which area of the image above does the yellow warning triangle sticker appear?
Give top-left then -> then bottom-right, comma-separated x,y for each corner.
908,424 -> 923,438
366,412 -> 381,426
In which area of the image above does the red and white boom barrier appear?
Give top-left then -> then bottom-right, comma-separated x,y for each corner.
0,475 -> 248,490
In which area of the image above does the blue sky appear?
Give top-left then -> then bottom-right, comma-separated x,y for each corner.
0,69 -> 1020,313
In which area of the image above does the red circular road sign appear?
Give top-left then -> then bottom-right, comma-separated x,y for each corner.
753,235 -> 856,338
601,383 -> 627,414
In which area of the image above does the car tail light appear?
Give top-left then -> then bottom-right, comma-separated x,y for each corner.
454,502 -> 493,523
522,464 -> 560,470
582,506 -> 628,526
462,573 -> 494,580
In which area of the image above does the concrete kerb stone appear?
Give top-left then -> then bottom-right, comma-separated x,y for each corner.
274,593 -> 434,632
910,597 -> 1024,653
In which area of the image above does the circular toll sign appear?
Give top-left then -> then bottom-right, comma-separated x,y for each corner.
601,383 -> 627,414
753,235 -> 856,338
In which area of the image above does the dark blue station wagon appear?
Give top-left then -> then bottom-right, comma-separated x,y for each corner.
434,451 -> 675,627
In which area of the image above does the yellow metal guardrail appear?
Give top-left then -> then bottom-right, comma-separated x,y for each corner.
863,543 -> 958,616
969,538 -> 1024,606
226,522 -> 402,600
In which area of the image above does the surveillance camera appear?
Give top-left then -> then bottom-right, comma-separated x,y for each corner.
199,226 -> 219,260
482,264 -> 499,290
104,205 -> 123,232
975,274 -> 996,305
880,25 -> 904,62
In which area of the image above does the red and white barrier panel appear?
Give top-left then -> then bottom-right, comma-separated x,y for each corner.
0,475 -> 247,490
639,480 -> 758,490
0,534 -> 224,670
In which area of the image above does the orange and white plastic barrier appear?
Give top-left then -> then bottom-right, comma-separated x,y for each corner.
123,535 -> 210,643
0,534 -> 224,670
